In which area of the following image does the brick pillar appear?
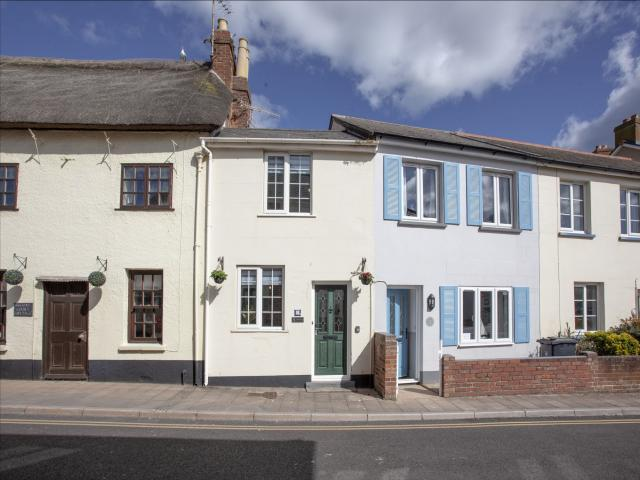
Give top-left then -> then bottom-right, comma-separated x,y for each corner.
440,354 -> 455,397
374,332 -> 398,400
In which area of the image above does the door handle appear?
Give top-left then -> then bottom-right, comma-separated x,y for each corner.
77,332 -> 87,342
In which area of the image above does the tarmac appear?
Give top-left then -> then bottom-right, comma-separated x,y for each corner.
1,379 -> 639,423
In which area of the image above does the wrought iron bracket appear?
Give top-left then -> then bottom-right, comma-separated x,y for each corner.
96,256 -> 108,272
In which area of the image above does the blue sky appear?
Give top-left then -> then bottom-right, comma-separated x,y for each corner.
1,1 -> 639,151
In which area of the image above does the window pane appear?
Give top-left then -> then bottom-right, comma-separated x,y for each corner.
586,285 -> 597,301
498,176 -> 511,225
575,316 -> 584,331
422,168 -> 437,219
289,155 -> 311,213
497,290 -> 509,339
574,215 -> 584,232
621,190 -> 628,234
560,198 -> 571,216
480,291 -> 492,339
403,166 -> 417,217
261,268 -> 283,328
266,157 -> 285,211
462,290 -> 475,341
482,174 -> 495,223
572,184 -> 584,201
240,270 -> 257,325
560,184 -> 571,200
587,315 -> 598,331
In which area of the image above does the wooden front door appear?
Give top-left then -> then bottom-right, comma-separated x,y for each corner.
314,285 -> 347,376
44,282 -> 89,379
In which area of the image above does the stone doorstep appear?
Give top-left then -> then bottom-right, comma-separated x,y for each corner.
304,381 -> 356,393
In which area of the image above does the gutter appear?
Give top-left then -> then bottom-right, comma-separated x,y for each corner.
201,136 -> 378,153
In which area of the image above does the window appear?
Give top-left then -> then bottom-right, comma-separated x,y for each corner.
238,267 -> 283,329
482,172 -> 512,227
0,271 -> 6,344
620,188 -> 640,236
265,154 -> 311,214
574,284 -> 599,331
402,163 -> 438,221
560,183 -> 585,232
460,287 -> 511,343
128,270 -> 163,343
120,164 -> 172,209
0,164 -> 18,210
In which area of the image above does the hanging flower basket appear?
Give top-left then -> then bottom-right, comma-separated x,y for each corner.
88,271 -> 106,287
210,269 -> 227,284
359,272 -> 374,285
4,269 -> 23,285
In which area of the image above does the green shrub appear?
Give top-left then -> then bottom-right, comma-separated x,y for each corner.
579,331 -> 640,356
609,315 -> 640,342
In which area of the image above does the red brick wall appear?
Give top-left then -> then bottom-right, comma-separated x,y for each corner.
230,76 -> 251,128
374,332 -> 397,400
212,30 -> 234,90
440,353 -> 640,397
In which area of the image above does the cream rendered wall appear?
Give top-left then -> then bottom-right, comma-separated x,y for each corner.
0,129 -> 206,373
539,167 -> 640,337
206,146 -> 375,380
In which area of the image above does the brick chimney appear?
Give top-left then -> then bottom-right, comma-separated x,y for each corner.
614,114 -> 640,147
211,18 -> 251,128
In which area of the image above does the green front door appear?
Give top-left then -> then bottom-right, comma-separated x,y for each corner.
314,285 -> 347,375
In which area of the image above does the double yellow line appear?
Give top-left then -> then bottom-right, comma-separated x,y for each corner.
1,417 -> 639,432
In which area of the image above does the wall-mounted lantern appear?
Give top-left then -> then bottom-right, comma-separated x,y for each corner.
427,294 -> 436,312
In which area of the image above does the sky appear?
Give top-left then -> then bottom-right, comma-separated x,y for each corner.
1,1 -> 639,152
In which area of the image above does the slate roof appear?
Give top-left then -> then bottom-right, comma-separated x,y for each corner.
216,128 -> 357,140
331,114 -> 640,175
0,56 -> 233,130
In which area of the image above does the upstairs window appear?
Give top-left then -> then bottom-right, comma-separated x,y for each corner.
560,182 -> 585,232
402,163 -> 439,221
0,164 -> 18,210
264,154 -> 311,214
482,172 -> 512,227
620,188 -> 640,236
121,164 -> 173,210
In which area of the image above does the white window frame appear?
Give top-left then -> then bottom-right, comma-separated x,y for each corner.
263,153 -> 312,215
401,162 -> 439,222
482,172 -> 513,228
236,266 -> 285,330
620,188 -> 640,237
459,287 -> 512,345
559,182 -> 586,233
573,283 -> 600,332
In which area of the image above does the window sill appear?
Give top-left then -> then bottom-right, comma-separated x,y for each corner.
0,345 -> 7,353
397,220 -> 447,229
619,235 -> 640,242
457,342 -> 514,349
257,214 -> 315,218
479,226 -> 521,234
114,208 -> 175,212
230,329 -> 289,333
558,231 -> 595,239
0,208 -> 19,212
118,344 -> 166,352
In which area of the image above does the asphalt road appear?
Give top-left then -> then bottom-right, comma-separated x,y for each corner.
1,417 -> 639,479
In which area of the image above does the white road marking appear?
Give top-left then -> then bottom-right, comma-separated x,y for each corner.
0,447 -> 76,472
0,446 -> 41,460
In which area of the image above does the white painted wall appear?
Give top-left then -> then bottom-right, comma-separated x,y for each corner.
205,145 -> 375,380
373,142 -> 541,379
0,129 -> 205,367
539,167 -> 640,337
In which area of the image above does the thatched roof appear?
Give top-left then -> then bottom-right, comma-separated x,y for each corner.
331,114 -> 640,175
0,56 -> 233,131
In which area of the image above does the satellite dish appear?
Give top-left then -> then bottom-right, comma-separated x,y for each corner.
179,47 -> 187,62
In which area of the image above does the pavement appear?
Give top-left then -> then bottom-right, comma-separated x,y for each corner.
1,379 -> 640,423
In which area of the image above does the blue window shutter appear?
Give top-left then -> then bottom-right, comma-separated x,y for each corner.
518,172 -> 533,230
383,155 -> 402,221
513,287 -> 530,344
439,286 -> 458,346
443,163 -> 459,225
466,164 -> 482,226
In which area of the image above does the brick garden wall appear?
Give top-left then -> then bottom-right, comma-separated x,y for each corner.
373,332 -> 397,400
440,353 -> 640,397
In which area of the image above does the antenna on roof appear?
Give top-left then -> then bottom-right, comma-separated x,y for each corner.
236,100 -> 281,128
203,0 -> 232,62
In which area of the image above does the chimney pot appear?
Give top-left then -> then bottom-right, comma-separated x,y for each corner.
236,38 -> 249,79
218,18 -> 228,31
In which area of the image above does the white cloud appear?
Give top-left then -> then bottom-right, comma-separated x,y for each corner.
81,21 -> 109,45
36,11 -> 71,34
154,1 -> 612,115
554,31 -> 640,151
250,93 -> 288,128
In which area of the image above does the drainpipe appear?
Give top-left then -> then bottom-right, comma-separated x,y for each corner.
201,138 -> 214,386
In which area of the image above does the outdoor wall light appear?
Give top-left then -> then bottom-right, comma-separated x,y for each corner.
427,294 -> 436,312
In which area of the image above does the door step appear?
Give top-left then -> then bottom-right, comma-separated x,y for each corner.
305,381 -> 356,393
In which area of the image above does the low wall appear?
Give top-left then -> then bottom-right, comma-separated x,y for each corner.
373,332 -> 397,400
440,353 -> 640,397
